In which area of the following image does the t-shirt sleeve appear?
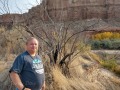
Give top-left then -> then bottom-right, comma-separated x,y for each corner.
9,55 -> 24,74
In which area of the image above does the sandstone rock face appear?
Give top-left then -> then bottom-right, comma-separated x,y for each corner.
48,0 -> 120,21
1,0 -> 120,24
0,14 -> 24,29
28,0 -> 120,21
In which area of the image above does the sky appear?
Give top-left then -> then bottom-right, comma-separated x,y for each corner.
0,0 -> 42,14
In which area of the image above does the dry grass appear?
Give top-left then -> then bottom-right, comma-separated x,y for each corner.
51,56 -> 100,90
0,27 -> 5,33
69,56 -> 86,78
87,52 -> 101,63
1,27 -> 120,90
0,54 -> 16,72
52,66 -> 72,90
0,26 -> 30,57
110,75 -> 120,85
114,65 -> 120,75
0,61 -> 7,72
51,53 -> 120,90
68,77 -> 104,90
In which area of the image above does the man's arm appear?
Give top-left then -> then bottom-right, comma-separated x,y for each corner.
41,81 -> 45,90
10,72 -> 31,90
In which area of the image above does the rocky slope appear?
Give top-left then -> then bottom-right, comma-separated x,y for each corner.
1,52 -> 120,90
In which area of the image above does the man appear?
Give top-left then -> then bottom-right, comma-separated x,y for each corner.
9,37 -> 45,90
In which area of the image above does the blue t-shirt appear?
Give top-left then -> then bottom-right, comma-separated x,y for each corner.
9,51 -> 45,90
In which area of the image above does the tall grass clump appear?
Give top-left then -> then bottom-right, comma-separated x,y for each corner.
101,59 -> 117,71
100,59 -> 120,76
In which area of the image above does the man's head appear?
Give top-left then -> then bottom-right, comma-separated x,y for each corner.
26,37 -> 39,55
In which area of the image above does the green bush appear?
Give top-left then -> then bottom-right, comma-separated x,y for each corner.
111,39 -> 120,49
101,39 -> 112,49
100,59 -> 120,76
90,39 -> 120,50
90,40 -> 101,49
101,59 -> 117,71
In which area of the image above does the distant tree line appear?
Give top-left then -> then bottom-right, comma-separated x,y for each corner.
90,32 -> 120,50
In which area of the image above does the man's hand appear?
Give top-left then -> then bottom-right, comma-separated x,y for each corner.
24,88 -> 31,90
41,81 -> 45,90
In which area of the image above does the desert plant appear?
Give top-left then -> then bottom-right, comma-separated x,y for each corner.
101,39 -> 112,49
90,39 -> 120,50
92,32 -> 120,40
101,59 -> 117,71
90,40 -> 101,49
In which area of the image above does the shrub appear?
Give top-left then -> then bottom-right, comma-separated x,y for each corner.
92,32 -> 120,40
101,39 -> 112,49
90,39 -> 120,50
100,59 -> 120,76
90,40 -> 101,49
101,59 -> 117,71
91,32 -> 120,50
111,39 -> 120,49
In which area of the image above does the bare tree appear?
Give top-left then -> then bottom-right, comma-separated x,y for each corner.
19,0 -> 98,71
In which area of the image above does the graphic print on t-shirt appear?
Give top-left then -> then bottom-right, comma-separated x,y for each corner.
32,59 -> 44,74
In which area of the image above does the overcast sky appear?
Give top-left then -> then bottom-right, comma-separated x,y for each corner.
0,0 -> 42,14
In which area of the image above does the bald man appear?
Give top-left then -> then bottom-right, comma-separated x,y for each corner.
9,37 -> 45,90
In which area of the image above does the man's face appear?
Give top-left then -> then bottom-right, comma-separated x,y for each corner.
26,39 -> 38,53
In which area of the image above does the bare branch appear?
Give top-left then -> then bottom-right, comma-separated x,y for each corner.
15,1 -> 23,14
